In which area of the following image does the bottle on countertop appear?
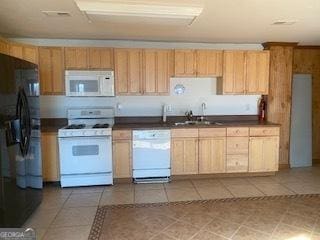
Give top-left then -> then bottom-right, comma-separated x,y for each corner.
258,96 -> 267,121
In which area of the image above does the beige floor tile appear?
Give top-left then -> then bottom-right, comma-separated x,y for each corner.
246,176 -> 278,185
50,206 -> 97,227
191,230 -> 228,240
281,213 -> 316,231
315,219 -> 320,234
196,186 -> 234,200
34,228 -> 47,240
23,208 -> 60,229
103,183 -> 134,193
64,192 -> 101,207
254,183 -> 295,196
220,178 -> 250,186
166,187 -> 201,202
38,195 -> 68,210
134,189 -> 168,204
284,182 -> 320,194
164,180 -> 194,189
204,218 -> 240,238
179,211 -> 213,228
192,179 -> 222,188
99,190 -> 134,205
231,226 -> 270,240
225,184 -> 264,198
43,225 -> 91,240
151,233 -> 177,240
71,186 -> 105,194
43,186 -> 73,198
271,223 -> 311,240
288,203 -> 319,219
163,221 -> 200,240
134,183 -> 164,191
243,214 -> 280,234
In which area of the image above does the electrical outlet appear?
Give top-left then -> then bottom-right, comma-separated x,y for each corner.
166,105 -> 172,112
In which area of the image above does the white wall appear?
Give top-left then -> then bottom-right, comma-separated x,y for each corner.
13,38 -> 262,118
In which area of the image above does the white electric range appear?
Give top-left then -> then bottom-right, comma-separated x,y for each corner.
58,108 -> 114,187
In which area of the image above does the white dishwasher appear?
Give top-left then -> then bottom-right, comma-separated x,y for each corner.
132,130 -> 171,183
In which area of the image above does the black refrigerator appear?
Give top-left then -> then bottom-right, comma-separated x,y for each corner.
0,53 -> 42,227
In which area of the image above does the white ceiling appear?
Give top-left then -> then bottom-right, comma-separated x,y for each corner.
0,0 -> 319,44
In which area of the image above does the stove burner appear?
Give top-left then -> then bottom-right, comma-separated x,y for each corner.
92,123 -> 109,129
65,124 -> 86,129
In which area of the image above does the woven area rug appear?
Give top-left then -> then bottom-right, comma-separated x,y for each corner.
89,194 -> 320,240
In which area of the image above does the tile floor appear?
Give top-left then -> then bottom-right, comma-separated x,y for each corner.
23,165 -> 320,240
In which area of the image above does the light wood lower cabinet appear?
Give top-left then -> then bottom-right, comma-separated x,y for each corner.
199,137 -> 226,174
226,136 -> 249,173
112,130 -> 132,178
171,138 -> 199,175
249,136 -> 279,172
112,140 -> 132,178
41,132 -> 60,182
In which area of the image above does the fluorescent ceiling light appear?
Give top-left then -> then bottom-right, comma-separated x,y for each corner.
74,0 -> 203,20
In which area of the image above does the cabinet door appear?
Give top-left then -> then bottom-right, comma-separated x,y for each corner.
9,43 -> 23,59
196,50 -> 223,76
113,140 -> 132,178
0,39 -> 9,54
39,47 -> 65,95
51,48 -> 65,94
39,47 -> 52,94
114,48 -> 142,95
249,136 -> 279,172
88,48 -> 113,69
143,49 -> 173,95
199,137 -> 226,173
222,51 -> 246,94
23,46 -> 38,64
65,47 -> 88,69
174,50 -> 196,77
41,133 -> 60,182
171,138 -> 198,175
246,51 -> 270,94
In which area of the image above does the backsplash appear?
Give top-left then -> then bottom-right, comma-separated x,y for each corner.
40,78 -> 260,118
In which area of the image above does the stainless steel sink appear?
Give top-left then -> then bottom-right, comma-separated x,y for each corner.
174,120 -> 211,126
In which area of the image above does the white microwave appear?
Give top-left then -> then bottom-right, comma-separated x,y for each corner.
65,70 -> 115,97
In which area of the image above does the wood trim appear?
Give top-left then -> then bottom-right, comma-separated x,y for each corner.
262,42 -> 298,49
295,45 -> 320,49
279,163 -> 290,169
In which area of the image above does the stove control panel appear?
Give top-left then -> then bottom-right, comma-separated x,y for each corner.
58,128 -> 112,138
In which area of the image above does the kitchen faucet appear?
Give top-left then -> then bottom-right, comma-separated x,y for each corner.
199,102 -> 207,121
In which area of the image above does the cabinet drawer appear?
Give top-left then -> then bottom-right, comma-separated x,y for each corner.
171,128 -> 198,138
227,127 -> 249,136
227,137 -> 249,154
113,130 -> 132,140
199,128 -> 226,137
250,127 -> 280,136
226,154 -> 248,173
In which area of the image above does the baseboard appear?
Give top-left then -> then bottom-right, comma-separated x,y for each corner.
279,164 -> 290,169
313,159 -> 320,164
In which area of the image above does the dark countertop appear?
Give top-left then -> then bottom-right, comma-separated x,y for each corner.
41,118 -> 67,133
112,116 -> 280,130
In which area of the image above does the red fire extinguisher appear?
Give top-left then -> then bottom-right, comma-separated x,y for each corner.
258,96 -> 267,121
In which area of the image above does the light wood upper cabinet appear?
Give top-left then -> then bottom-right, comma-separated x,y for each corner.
199,137 -> 226,174
112,130 -> 132,178
64,47 -> 88,69
39,47 -> 65,95
249,136 -> 279,172
221,50 -> 246,94
143,49 -> 173,95
174,49 -> 196,77
114,48 -> 143,95
0,38 -> 9,55
246,51 -> 270,94
88,48 -> 114,69
23,45 -> 38,64
9,43 -> 23,59
218,50 -> 270,95
42,132 -> 60,182
196,50 -> 223,77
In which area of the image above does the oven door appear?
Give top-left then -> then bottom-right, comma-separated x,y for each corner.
58,136 -> 112,174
